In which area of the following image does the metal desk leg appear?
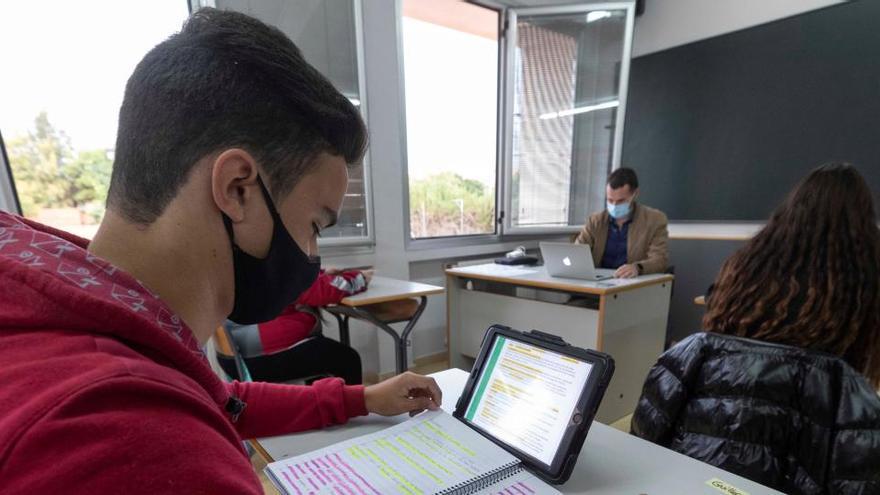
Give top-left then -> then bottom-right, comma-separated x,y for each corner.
325,296 -> 430,375
341,315 -> 351,346
328,311 -> 351,346
397,296 -> 428,374
348,308 -> 407,375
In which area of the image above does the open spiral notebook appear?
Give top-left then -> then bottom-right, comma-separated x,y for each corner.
265,410 -> 560,495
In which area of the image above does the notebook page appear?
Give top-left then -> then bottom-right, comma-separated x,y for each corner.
471,470 -> 561,495
266,410 -> 519,495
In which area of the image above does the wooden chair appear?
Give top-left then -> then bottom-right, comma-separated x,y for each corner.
359,298 -> 421,323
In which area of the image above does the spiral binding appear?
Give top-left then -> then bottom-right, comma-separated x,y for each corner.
436,461 -> 522,495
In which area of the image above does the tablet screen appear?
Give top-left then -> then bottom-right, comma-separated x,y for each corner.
462,335 -> 593,466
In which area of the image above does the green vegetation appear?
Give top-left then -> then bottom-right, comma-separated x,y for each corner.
409,172 -> 495,238
7,112 -> 112,222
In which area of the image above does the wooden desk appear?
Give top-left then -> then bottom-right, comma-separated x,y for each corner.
255,368 -> 782,495
445,263 -> 673,422
324,276 -> 444,375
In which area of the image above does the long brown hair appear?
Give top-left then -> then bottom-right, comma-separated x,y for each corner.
703,163 -> 880,387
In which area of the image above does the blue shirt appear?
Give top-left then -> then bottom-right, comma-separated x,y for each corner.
601,218 -> 631,269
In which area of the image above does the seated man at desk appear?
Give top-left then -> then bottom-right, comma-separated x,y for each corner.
0,9 -> 440,494
221,268 -> 373,384
574,167 -> 669,278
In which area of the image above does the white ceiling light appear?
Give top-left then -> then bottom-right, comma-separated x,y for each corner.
539,100 -> 619,120
586,10 -> 612,23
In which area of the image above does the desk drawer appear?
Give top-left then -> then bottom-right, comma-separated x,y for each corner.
456,289 -> 600,358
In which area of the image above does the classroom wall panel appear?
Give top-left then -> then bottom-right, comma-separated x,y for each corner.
625,0 -> 879,221
665,238 -> 744,346
631,0 -> 844,57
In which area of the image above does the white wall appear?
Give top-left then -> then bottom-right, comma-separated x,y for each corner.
632,0 -> 846,57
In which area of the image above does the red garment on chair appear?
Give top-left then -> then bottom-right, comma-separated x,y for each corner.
257,270 -> 366,354
0,211 -> 367,494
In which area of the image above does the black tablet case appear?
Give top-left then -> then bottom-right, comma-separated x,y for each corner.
453,325 -> 615,484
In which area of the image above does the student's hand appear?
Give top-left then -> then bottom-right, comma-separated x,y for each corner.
361,269 -> 375,285
364,371 -> 442,417
324,266 -> 342,275
615,263 -> 639,278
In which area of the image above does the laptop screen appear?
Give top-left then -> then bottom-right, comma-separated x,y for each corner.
461,334 -> 594,466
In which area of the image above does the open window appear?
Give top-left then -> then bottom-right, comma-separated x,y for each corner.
502,3 -> 636,234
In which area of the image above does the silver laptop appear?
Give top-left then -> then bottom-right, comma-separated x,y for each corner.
539,242 -> 616,280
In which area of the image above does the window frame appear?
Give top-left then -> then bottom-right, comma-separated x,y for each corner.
401,1 -> 636,247
318,0 -> 376,248
399,0 -> 506,248
501,2 -> 636,236
0,130 -> 22,214
193,0 -> 376,247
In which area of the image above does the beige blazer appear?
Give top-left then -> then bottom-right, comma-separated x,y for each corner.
574,203 -> 669,274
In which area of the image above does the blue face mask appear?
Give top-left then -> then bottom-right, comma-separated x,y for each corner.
607,201 -> 632,219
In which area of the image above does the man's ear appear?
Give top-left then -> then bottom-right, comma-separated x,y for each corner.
210,149 -> 260,223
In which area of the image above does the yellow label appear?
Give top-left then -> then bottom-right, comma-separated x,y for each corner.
706,478 -> 750,495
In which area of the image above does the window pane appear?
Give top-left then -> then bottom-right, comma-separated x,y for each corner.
217,0 -> 368,240
0,1 -> 189,238
403,0 -> 499,239
511,10 -> 628,229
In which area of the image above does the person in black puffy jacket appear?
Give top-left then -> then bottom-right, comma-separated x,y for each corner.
632,163 -> 880,494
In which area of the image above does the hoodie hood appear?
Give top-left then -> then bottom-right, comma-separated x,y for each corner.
0,211 -> 229,409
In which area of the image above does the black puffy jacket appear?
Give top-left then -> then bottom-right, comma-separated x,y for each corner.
631,332 -> 880,494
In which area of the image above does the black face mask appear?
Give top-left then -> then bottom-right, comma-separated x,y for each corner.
222,176 -> 321,325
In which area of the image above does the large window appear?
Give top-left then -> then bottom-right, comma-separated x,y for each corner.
0,1 -> 189,238
402,2 -> 635,241
506,6 -> 632,232
217,0 -> 371,243
1,0 -> 370,244
402,0 -> 500,240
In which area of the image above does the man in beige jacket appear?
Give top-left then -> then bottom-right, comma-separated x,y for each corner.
574,168 -> 669,278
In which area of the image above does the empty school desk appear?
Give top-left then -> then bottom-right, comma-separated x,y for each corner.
324,276 -> 444,375
255,368 -> 782,495
445,263 -> 673,423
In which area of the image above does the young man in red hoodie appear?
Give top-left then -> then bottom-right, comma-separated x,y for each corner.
0,8 -> 441,494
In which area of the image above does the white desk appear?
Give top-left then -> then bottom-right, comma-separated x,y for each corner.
256,369 -> 782,495
324,276 -> 444,374
338,276 -> 445,307
445,263 -> 673,422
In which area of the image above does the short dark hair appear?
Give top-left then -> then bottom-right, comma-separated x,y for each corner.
107,8 -> 368,224
607,167 -> 638,190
